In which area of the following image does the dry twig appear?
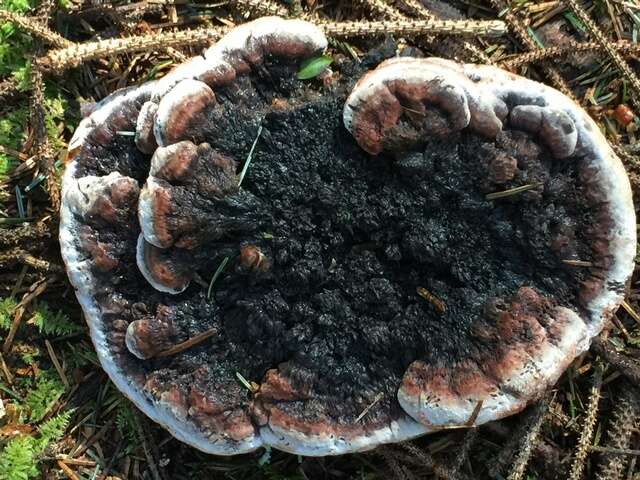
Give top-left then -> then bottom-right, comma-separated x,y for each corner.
39,27 -> 228,73
591,337 -> 640,386
596,382 -> 640,480
2,277 -> 53,353
569,363 -> 604,480
507,399 -> 550,480
0,9 -> 73,48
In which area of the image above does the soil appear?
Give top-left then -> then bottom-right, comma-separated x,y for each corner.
77,47 -> 595,428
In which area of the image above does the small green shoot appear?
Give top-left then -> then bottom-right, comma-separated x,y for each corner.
297,55 -> 332,80
145,59 -> 174,81
235,371 -> 256,392
115,398 -> 138,453
25,374 -> 65,422
207,256 -> 230,300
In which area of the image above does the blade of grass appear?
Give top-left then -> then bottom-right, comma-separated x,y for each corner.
207,256 -> 230,300
238,124 -> 263,187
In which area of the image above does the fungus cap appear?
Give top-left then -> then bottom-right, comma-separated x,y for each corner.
60,19 -> 635,456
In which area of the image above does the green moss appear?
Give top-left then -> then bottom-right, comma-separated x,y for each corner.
0,410 -> 72,480
31,301 -> 80,336
0,0 -> 34,85
24,373 -> 65,422
0,297 -> 17,330
0,92 -> 68,175
0,436 -> 38,480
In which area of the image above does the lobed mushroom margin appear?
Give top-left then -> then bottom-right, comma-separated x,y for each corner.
59,17 -> 636,456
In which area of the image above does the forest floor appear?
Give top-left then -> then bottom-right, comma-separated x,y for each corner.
1,0 -> 640,479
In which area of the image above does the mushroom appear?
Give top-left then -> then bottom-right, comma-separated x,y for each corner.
60,18 -> 636,456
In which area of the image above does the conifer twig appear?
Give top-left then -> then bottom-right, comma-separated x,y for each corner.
501,40 -> 640,69
0,77 -> 19,102
230,0 -> 289,17
569,363 -> 604,480
29,64 -> 60,209
394,0 -> 492,63
0,9 -> 74,48
507,399 -> 550,480
38,27 -> 228,73
595,383 -> 640,480
356,0 -> 406,20
320,18 -> 506,38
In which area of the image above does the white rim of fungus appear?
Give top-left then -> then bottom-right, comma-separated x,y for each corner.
344,57 -> 636,430
153,79 -> 216,147
259,414 -> 430,456
135,234 -> 189,294
137,176 -> 166,249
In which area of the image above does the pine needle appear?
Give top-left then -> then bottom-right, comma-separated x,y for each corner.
238,124 -> 263,187
207,256 -> 230,300
155,328 -> 217,358
486,183 -> 541,200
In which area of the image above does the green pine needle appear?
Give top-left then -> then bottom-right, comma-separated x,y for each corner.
207,256 -> 230,300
